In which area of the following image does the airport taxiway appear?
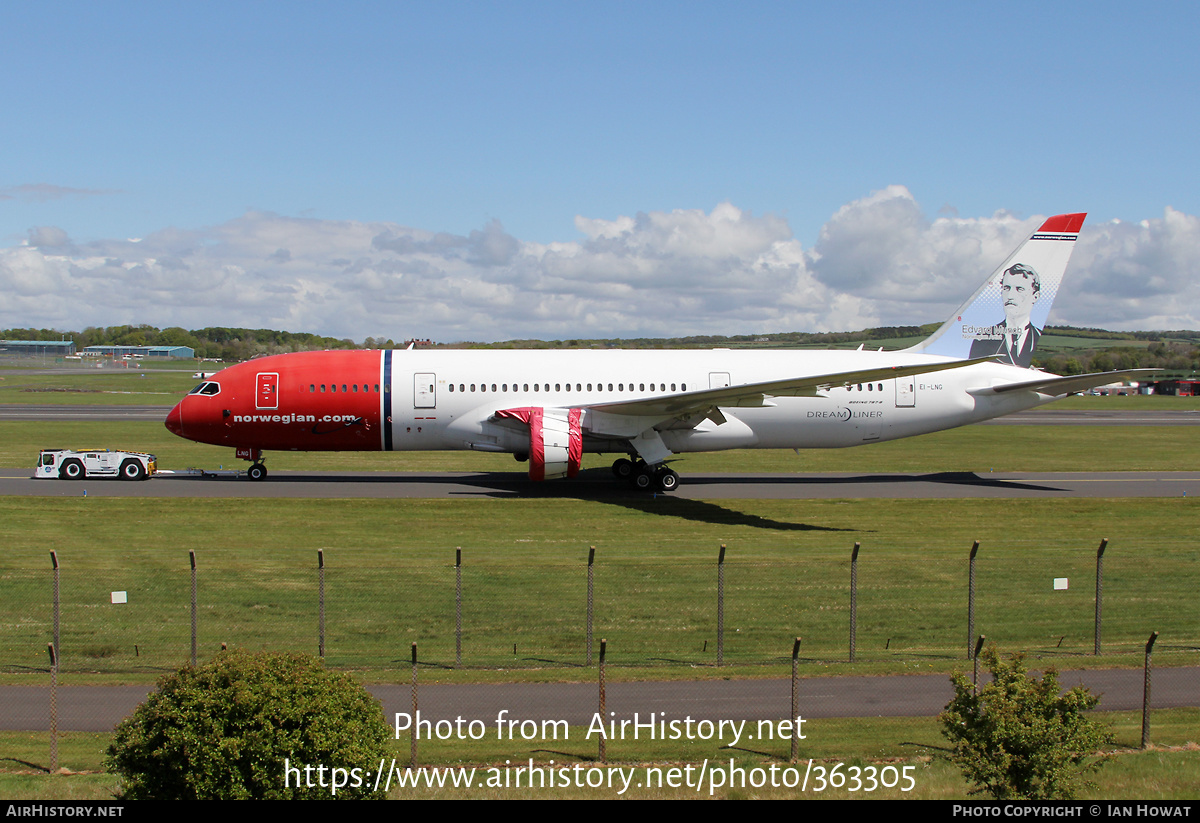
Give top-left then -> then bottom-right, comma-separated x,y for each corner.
2,469 -> 1197,499
4,666 -> 1198,731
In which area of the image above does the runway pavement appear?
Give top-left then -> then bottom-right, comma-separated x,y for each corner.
0,404 -> 173,421
2,468 -> 1197,499
4,667 -> 1197,731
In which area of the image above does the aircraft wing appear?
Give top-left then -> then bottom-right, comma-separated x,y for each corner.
968,369 -> 1158,397
584,356 -> 997,418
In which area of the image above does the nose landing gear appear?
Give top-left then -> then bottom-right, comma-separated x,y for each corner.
236,447 -> 268,481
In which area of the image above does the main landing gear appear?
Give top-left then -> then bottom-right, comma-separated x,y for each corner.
611,458 -> 680,493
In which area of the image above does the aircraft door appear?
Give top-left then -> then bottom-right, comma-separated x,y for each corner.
256,373 -> 279,410
709,372 -> 731,389
896,376 -> 916,407
414,373 -> 436,409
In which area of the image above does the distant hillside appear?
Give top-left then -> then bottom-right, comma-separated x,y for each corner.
3,323 -> 1197,375
0,325 -> 396,362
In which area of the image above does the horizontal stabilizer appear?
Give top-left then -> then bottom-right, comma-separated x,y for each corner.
968,369 -> 1157,397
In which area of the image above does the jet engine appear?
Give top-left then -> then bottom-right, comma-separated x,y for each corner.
494,407 -> 582,480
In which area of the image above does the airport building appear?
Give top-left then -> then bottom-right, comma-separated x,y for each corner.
1149,378 -> 1200,396
0,340 -> 77,357
82,345 -> 196,359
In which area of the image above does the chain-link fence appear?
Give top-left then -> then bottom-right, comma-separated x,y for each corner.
3,540 -> 1193,675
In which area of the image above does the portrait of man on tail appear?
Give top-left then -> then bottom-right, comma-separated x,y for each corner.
967,263 -> 1042,367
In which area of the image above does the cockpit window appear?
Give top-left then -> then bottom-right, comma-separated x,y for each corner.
188,382 -> 221,396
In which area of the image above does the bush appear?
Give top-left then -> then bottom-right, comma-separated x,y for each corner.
939,647 -> 1114,800
106,649 -> 389,799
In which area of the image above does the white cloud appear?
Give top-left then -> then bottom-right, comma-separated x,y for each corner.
1062,207 -> 1200,329
809,186 -> 1035,311
2,194 -> 1198,340
26,226 -> 71,248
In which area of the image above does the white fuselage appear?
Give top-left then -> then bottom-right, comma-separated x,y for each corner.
381,348 -> 1049,456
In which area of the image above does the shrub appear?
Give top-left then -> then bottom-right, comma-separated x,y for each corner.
106,649 -> 389,799
939,646 -> 1114,799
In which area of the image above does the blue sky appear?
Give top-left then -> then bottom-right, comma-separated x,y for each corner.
2,2 -> 1198,341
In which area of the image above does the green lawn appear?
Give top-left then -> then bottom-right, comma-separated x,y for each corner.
3,709 -> 1197,799
0,368 -> 198,405
1,497 -> 1194,676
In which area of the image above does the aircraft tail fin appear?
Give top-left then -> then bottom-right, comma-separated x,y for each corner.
907,213 -> 1086,367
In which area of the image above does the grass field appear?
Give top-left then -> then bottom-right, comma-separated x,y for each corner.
3,709 -> 1197,799
1,405 -> 1196,799
1,496 -> 1195,678
0,366 -> 198,406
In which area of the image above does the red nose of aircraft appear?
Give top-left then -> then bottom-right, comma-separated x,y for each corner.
165,402 -> 183,437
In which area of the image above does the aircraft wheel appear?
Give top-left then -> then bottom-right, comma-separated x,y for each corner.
656,468 -> 680,492
60,459 -> 84,480
247,463 -> 268,481
119,459 -> 145,481
612,458 -> 634,480
632,470 -> 653,491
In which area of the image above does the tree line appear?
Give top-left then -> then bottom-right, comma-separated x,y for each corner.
0,325 -> 396,362
2,323 -> 1197,374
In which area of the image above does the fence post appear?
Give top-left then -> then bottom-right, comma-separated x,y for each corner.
455,548 -> 462,668
50,552 -> 59,667
717,544 -> 726,667
849,542 -> 860,663
790,637 -> 801,763
1142,631 -> 1158,749
1094,538 -> 1108,656
586,547 -> 595,666
318,550 -> 325,659
48,643 -> 58,773
598,638 -> 607,764
967,540 -> 979,660
411,642 -> 419,767
189,550 -> 197,666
